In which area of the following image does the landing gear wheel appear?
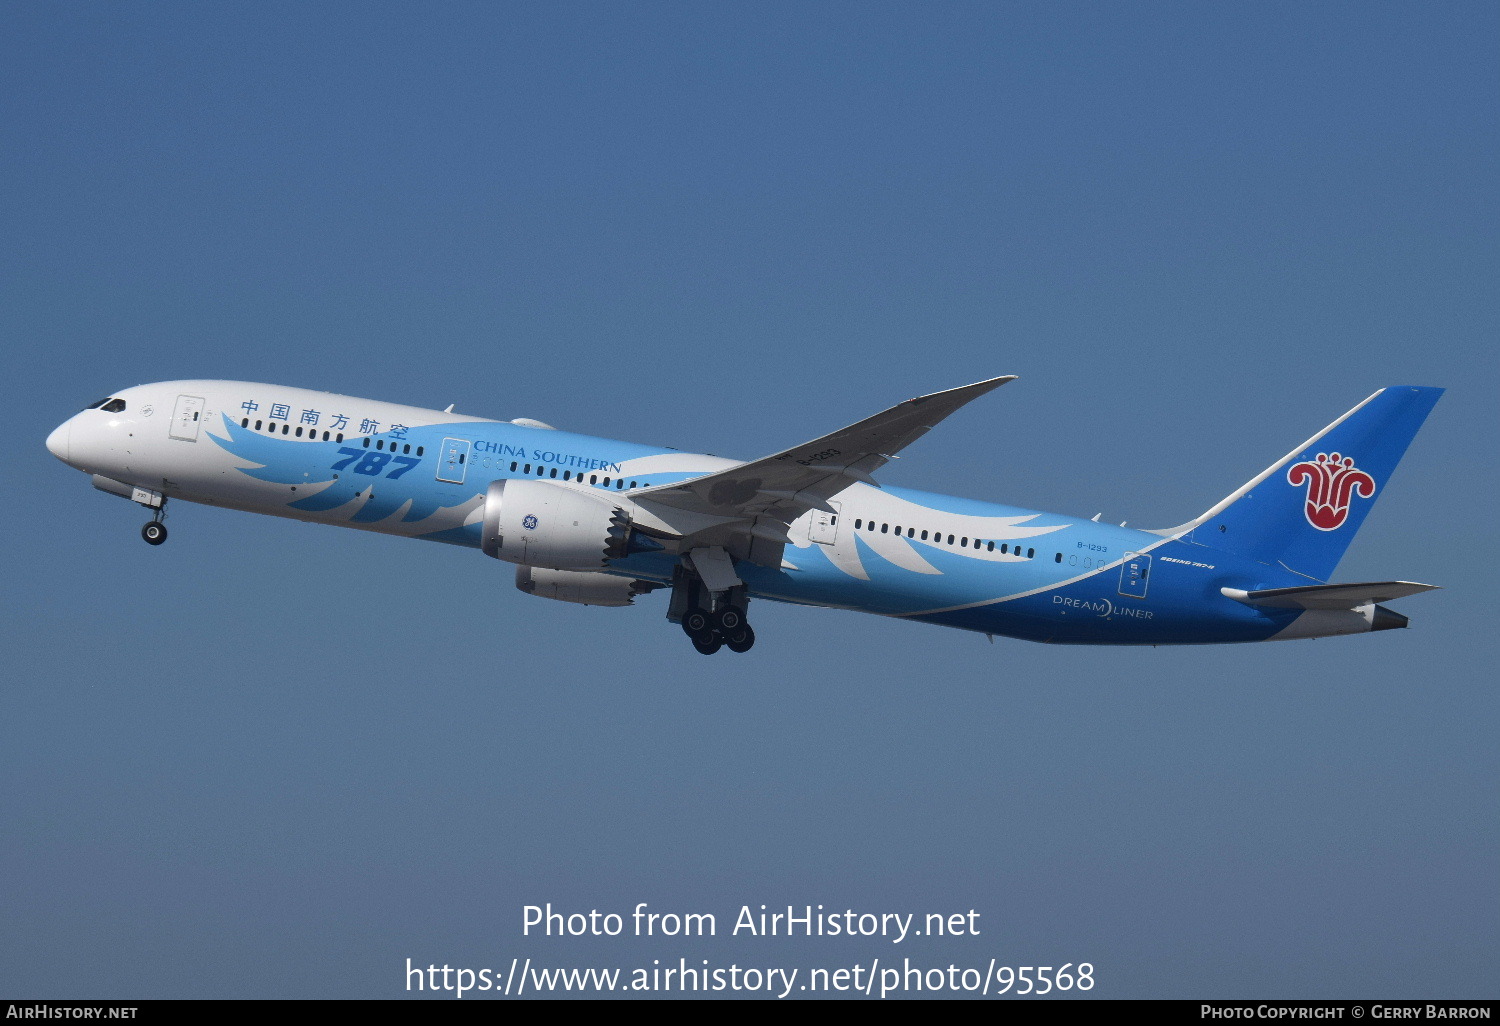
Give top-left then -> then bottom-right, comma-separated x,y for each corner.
690,632 -> 724,655
725,624 -> 756,654
141,522 -> 167,545
713,605 -> 745,633
681,607 -> 713,637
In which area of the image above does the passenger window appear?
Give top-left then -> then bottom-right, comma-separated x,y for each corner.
282,423 -> 290,434
336,433 -> 344,443
855,519 -> 863,529
296,427 -> 304,438
880,523 -> 888,533
241,417 -> 249,428
920,530 -> 928,540
987,541 -> 994,552
416,446 -> 423,456
549,468 -> 557,478
1027,548 -> 1034,559
947,534 -> 954,545
363,437 -> 371,448
590,475 -> 597,484
1054,552 -> 1063,562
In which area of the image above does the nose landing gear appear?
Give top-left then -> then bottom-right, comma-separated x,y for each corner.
140,501 -> 168,545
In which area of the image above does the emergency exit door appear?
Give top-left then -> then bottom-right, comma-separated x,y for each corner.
1118,552 -> 1152,599
169,395 -> 205,441
809,500 -> 842,544
436,438 -> 471,484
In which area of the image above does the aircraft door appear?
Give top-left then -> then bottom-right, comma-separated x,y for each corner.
436,438 -> 471,484
169,395 -> 205,442
808,500 -> 842,544
1118,552 -> 1151,599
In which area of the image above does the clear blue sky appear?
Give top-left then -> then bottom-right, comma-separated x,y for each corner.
3,1 -> 1495,999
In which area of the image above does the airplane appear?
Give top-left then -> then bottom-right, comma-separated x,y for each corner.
46,377 -> 1442,654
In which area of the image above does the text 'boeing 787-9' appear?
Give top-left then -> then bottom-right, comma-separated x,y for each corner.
47,377 -> 1441,653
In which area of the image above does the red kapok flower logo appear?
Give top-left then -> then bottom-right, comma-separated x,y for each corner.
1286,452 -> 1376,531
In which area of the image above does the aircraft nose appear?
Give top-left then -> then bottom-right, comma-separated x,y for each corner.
46,421 -> 71,462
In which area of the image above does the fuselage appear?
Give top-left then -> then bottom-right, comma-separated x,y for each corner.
47,379 -> 1379,645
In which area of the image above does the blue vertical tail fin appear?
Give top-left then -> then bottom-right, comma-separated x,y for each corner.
1151,386 -> 1443,581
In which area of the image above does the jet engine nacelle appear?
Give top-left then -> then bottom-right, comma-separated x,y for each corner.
481,478 -> 660,571
515,565 -> 659,607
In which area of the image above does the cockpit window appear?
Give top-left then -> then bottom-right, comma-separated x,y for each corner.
83,398 -> 110,410
100,398 -> 127,413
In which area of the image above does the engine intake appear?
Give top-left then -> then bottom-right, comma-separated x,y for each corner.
481,479 -> 661,570
516,566 -> 660,606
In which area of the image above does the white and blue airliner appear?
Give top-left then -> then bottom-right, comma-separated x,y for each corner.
47,378 -> 1441,654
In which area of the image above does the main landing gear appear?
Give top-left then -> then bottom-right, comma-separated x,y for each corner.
669,563 -> 756,655
682,604 -> 756,655
140,501 -> 168,545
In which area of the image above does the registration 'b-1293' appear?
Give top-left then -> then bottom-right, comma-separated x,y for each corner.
46,377 -> 1442,654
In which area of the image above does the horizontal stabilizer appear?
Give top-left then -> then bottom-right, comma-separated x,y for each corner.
1221,580 -> 1438,610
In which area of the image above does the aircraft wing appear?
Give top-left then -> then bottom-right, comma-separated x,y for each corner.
1220,581 -> 1438,610
633,376 -> 1015,534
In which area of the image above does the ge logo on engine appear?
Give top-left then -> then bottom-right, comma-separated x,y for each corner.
523,514 -> 539,530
